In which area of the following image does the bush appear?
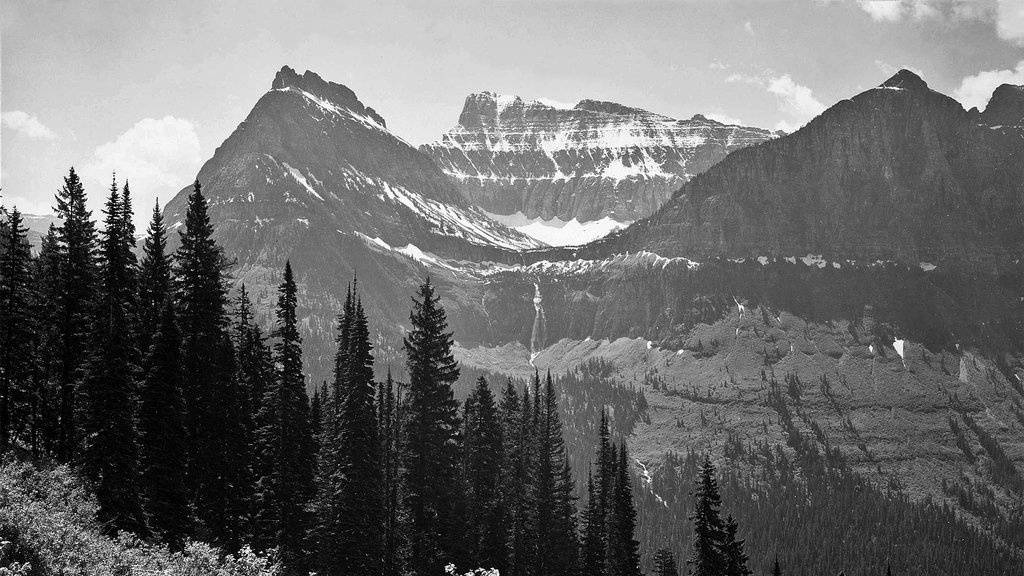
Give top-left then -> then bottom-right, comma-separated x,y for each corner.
0,459 -> 279,576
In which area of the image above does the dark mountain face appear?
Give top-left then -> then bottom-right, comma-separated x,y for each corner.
597,71 -> 1024,272
421,92 -> 776,224
981,83 -> 1024,126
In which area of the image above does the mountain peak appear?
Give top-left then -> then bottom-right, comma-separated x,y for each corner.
982,83 -> 1024,126
881,69 -> 928,91
574,99 -> 652,117
271,65 -> 386,128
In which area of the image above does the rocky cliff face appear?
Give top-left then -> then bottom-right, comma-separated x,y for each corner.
421,93 -> 776,226
603,71 -> 1024,271
162,66 -> 544,382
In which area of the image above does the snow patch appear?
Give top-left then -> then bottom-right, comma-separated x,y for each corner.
483,210 -> 629,246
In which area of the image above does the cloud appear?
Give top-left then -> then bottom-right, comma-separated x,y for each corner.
84,116 -> 202,226
744,21 -> 755,35
767,75 -> 827,128
997,0 -> 1024,45
0,194 -> 54,216
953,60 -> 1024,110
1,111 -> 58,140
858,0 -> 904,21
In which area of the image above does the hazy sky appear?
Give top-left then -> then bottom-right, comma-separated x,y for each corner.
3,0 -> 1024,224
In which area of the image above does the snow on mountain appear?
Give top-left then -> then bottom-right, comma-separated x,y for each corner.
422,93 -> 776,224
482,210 -> 629,247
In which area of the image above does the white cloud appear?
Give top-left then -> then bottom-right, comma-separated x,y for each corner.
858,0 -> 905,21
953,60 -> 1024,110
744,21 -> 755,35
1,111 -> 58,140
1,194 -> 53,216
767,75 -> 827,126
997,0 -> 1024,45
84,116 -> 202,227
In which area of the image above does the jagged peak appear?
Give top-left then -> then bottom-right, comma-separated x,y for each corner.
270,65 -> 386,128
881,69 -> 928,91
981,83 -> 1024,126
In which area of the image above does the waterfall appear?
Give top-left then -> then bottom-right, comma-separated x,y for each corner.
529,282 -> 546,367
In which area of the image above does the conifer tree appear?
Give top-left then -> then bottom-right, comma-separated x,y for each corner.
81,176 -> 146,536
30,225 -> 62,457
532,372 -> 577,576
582,470 -> 607,576
137,201 -> 171,355
463,376 -> 505,571
138,302 -> 191,547
0,208 -> 33,455
252,262 -> 314,575
772,555 -> 782,576
688,456 -> 726,576
174,179 -> 248,547
499,379 -> 529,576
654,548 -> 678,576
53,167 -> 98,461
607,443 -> 641,576
722,515 -> 751,576
401,277 -> 465,576
378,368 -> 405,576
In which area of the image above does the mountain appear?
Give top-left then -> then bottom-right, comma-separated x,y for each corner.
980,83 -> 1024,127
600,70 -> 1024,271
163,66 -> 544,381
421,92 -> 776,244
167,66 -> 1024,565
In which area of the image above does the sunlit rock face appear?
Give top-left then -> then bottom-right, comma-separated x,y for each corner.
422,92 -> 776,225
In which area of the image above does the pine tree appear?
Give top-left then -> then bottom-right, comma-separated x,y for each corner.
29,225 -> 62,457
253,262 -> 314,575
463,377 -> 505,571
174,179 -> 248,547
0,208 -> 33,455
137,301 -> 191,547
688,456 -> 726,576
137,201 -> 171,355
771,555 -> 782,576
401,278 -> 465,576
499,379 -> 529,576
53,167 -> 98,461
378,368 -> 405,576
531,372 -> 577,576
653,548 -> 679,576
722,515 -> 751,576
607,443 -> 641,576
81,175 -> 146,536
582,470 -> 607,576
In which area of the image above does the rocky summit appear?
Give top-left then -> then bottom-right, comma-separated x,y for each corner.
421,92 -> 776,239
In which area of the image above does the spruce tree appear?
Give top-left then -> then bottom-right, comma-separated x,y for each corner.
499,379 -> 529,576
253,262 -> 314,575
53,167 -> 98,461
688,456 -> 726,576
401,277 -> 465,576
138,301 -> 191,547
378,368 -> 405,576
653,548 -> 679,576
81,176 -> 146,536
0,208 -> 33,455
582,470 -> 607,576
463,376 -> 505,571
30,226 -> 62,457
607,443 -> 641,576
531,372 -> 577,576
137,201 -> 171,355
772,555 -> 782,576
722,515 -> 751,576
174,179 -> 248,547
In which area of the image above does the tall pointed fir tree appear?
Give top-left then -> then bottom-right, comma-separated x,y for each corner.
314,281 -> 383,576
0,208 -> 34,455
53,167 -> 98,461
174,179 -> 249,547
688,456 -> 726,576
80,176 -> 146,536
499,379 -> 529,576
653,548 -> 679,576
608,442 -> 641,576
138,301 -> 191,547
253,262 -> 314,575
401,277 -> 466,576
582,470 -> 607,576
463,376 -> 505,571
531,372 -> 578,576
30,225 -> 62,457
137,201 -> 171,355
722,515 -> 751,576
378,368 -> 405,576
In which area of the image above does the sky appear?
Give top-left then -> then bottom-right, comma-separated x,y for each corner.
2,0 -> 1024,226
